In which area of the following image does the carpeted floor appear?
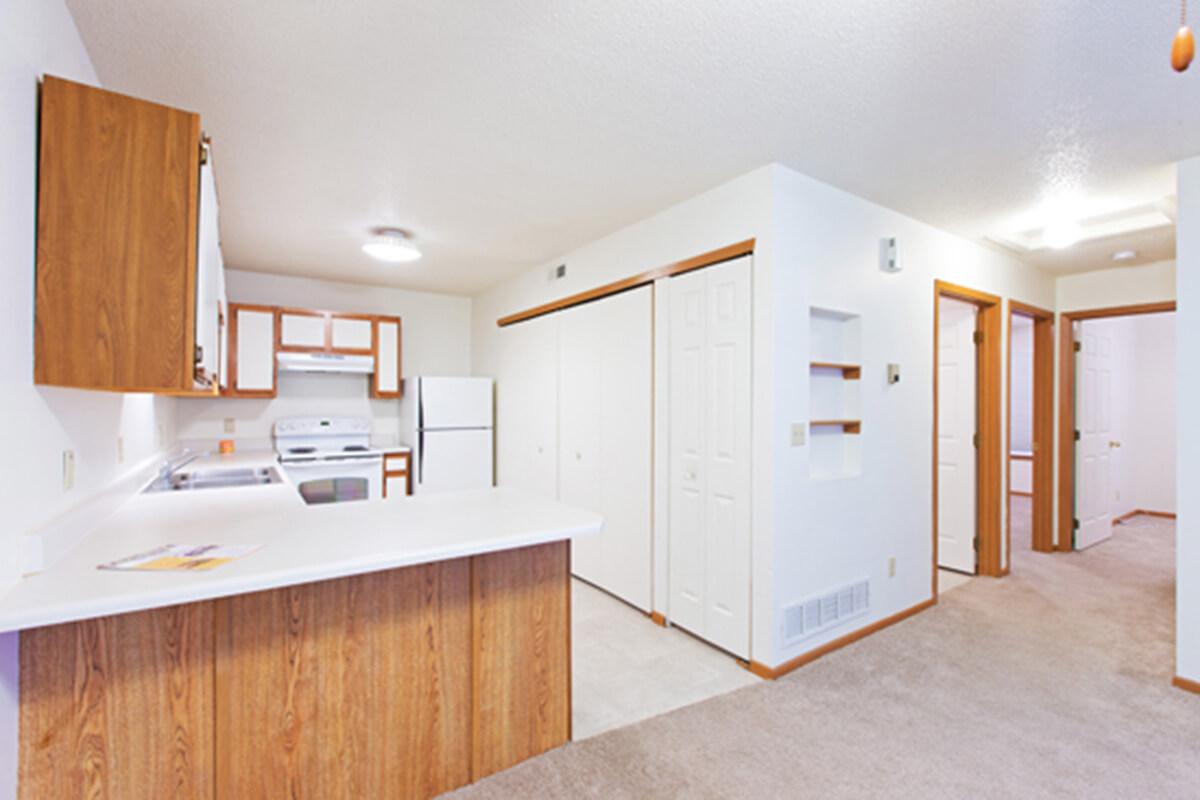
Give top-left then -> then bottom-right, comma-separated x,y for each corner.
448,507 -> 1199,799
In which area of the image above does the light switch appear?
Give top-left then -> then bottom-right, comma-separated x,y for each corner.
791,423 -> 806,447
887,363 -> 901,385
888,557 -> 897,578
223,417 -> 236,434
62,450 -> 75,491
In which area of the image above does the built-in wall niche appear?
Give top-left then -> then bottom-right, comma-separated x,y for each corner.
809,307 -> 862,480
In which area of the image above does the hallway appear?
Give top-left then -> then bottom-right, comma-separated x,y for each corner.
451,510 -> 1196,798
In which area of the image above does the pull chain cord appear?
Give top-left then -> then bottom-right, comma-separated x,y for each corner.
1174,1 -> 1195,72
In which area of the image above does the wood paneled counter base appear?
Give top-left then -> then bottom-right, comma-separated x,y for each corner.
19,541 -> 570,799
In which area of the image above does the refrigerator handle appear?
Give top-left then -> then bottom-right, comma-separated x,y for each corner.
417,430 -> 424,485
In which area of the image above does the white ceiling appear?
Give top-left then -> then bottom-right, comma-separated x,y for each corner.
65,1 -> 1199,294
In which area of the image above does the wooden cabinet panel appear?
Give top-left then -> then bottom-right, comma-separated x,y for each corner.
472,541 -> 571,779
214,561 -> 473,798
35,75 -> 202,393
371,316 -> 403,398
228,303 -> 277,397
19,603 -> 215,799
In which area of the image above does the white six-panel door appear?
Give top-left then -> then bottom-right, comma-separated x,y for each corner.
1076,323 -> 1115,549
668,256 -> 752,658
937,296 -> 978,574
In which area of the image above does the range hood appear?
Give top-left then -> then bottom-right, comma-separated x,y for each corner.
277,352 -> 374,374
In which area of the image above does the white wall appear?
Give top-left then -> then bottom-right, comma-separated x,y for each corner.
1056,260 -> 1176,312
768,165 -> 1055,667
0,2 -> 182,795
473,165 -> 777,660
1081,314 -> 1176,519
176,269 -> 472,445
1177,158 -> 1199,685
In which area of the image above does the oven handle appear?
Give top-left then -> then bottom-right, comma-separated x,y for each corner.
281,456 -> 382,469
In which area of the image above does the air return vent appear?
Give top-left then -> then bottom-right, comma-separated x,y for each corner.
781,579 -> 869,645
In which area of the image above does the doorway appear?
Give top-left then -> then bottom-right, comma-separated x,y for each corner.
933,281 -> 1003,594
1007,302 -> 1054,560
1058,302 -> 1177,550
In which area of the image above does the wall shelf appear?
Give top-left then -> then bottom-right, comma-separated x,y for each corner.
811,419 -> 862,434
810,361 -> 861,380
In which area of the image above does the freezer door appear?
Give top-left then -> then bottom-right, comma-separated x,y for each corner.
417,428 -> 494,493
418,377 -> 494,430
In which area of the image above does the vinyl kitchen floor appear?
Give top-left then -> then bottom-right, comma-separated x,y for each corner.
571,578 -> 759,741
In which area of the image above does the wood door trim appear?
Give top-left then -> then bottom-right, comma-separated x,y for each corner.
1057,301 -> 1177,552
1006,300 -> 1055,557
933,281 -> 1003,593
745,597 -> 936,679
496,239 -> 755,327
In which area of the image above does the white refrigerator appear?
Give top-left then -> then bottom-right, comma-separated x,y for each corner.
405,377 -> 494,494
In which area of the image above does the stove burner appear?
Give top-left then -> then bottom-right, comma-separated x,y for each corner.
343,445 -> 370,452
287,446 -> 317,455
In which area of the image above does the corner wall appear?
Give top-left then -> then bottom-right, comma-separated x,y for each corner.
1174,159 -> 1199,684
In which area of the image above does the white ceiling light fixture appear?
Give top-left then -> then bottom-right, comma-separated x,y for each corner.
362,228 -> 421,263
1112,249 -> 1138,262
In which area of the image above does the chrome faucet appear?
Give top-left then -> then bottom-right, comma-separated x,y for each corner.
157,449 -> 200,482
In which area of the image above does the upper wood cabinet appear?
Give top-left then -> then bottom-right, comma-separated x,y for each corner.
371,316 -> 402,398
34,75 -> 221,394
228,304 -> 277,397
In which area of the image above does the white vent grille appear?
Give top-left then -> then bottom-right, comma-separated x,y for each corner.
781,579 -> 869,645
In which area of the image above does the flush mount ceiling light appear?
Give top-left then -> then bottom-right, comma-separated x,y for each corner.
989,200 -> 1175,255
362,228 -> 421,263
1112,249 -> 1138,262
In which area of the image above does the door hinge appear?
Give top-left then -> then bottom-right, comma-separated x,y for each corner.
1073,340 -> 1082,352
1073,518 -> 1080,530
973,330 -> 984,345
1074,429 -> 1081,442
972,432 -> 980,448
973,537 -> 979,551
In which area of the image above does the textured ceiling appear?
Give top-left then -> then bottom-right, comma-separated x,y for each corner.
65,1 -> 1199,293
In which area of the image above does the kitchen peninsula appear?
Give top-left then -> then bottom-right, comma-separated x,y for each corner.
4,456 -> 601,798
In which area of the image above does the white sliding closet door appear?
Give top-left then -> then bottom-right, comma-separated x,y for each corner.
668,256 -> 752,659
495,312 -> 559,497
559,287 -> 653,611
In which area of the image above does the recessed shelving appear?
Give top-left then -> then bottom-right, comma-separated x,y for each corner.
810,361 -> 861,380
809,307 -> 863,480
810,419 -> 862,434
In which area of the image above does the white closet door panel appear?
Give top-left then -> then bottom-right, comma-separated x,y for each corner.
495,313 -> 559,497
669,269 -> 710,634
559,300 -> 605,587
700,258 -> 752,657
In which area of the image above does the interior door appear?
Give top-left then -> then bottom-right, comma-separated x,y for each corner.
937,296 -> 978,574
495,313 -> 559,497
1076,322 -> 1115,549
668,256 -> 752,658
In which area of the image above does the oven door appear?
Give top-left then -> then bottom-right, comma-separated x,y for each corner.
279,455 -> 382,505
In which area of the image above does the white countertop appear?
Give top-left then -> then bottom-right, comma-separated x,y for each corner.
0,452 -> 601,633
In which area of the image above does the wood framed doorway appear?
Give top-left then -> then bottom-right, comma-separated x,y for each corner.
933,281 -> 1003,597
1056,301 -> 1177,551
1007,301 -> 1055,559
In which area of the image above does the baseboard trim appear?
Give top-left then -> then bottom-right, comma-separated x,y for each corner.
648,611 -> 667,627
1139,509 -> 1177,520
1173,675 -> 1200,695
1113,510 -> 1140,525
746,597 -> 937,680
1008,490 -> 1033,498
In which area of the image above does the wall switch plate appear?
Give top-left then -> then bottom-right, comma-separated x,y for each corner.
62,450 -> 75,491
791,423 -> 806,447
223,417 -> 236,434
887,363 -> 901,384
116,436 -> 125,464
888,557 -> 896,578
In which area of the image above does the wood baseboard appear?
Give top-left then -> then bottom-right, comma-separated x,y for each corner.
1113,510 -> 1140,525
1008,490 -> 1033,498
746,597 -> 937,680
648,611 -> 667,627
1172,675 -> 1200,695
1139,510 -> 1177,520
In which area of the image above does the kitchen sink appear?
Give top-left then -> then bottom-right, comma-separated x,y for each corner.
144,466 -> 283,493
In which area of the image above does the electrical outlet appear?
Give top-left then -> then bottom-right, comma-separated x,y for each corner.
791,423 -> 806,447
62,450 -> 75,491
223,417 -> 236,434
116,436 -> 125,464
888,557 -> 896,578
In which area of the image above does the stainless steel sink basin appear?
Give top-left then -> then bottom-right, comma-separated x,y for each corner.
144,466 -> 282,493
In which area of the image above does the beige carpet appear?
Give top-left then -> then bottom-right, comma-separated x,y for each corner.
449,506 -> 1199,799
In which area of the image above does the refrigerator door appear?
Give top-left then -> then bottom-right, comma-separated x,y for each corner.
419,377 -> 493,430
417,428 -> 494,493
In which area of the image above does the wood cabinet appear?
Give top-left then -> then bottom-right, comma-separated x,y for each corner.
372,316 -> 403,398
34,75 -> 222,394
227,303 -> 277,397
278,309 -> 377,355
382,451 -> 412,498
18,543 -> 570,799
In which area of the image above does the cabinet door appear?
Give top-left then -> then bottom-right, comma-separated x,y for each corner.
558,287 -> 652,612
278,310 -> 327,351
35,75 -> 202,393
494,313 -> 559,496
371,317 -> 402,398
230,304 -> 277,396
194,156 -> 223,390
330,314 -> 374,354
